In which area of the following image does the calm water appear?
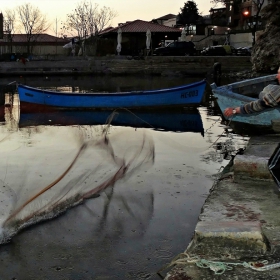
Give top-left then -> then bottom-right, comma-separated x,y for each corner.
0,75 -> 249,280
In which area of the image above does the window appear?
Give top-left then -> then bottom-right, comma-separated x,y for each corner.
186,25 -> 196,35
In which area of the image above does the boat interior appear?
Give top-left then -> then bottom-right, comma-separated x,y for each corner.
230,74 -> 278,97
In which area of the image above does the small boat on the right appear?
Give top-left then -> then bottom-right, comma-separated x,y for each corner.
211,74 -> 280,127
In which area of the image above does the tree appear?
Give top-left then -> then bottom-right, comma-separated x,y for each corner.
65,0 -> 117,55
177,1 -> 200,27
3,9 -> 16,52
17,3 -> 50,54
247,0 -> 265,45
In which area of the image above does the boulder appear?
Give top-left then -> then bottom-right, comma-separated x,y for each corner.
251,1 -> 280,73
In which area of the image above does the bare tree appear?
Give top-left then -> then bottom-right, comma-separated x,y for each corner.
65,0 -> 117,55
3,9 -> 16,53
17,3 -> 50,54
248,0 -> 265,45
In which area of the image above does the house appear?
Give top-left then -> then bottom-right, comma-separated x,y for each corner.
98,19 -> 181,56
210,7 -> 228,27
151,14 -> 177,27
0,33 -> 70,57
182,0 -> 272,49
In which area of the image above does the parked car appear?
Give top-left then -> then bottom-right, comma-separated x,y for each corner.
236,46 -> 252,56
201,45 -> 230,56
153,41 -> 196,56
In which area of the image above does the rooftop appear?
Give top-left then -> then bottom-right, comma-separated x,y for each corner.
5,34 -> 69,43
100,19 -> 181,34
153,14 -> 177,20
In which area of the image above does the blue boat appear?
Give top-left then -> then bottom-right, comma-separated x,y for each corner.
19,110 -> 204,135
17,80 -> 206,112
211,74 -> 280,127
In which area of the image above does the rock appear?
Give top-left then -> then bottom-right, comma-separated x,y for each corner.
251,2 -> 280,73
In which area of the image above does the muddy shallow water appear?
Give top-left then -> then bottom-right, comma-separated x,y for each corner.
0,75 -> 248,279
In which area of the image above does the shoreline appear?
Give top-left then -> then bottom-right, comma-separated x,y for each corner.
164,135 -> 280,279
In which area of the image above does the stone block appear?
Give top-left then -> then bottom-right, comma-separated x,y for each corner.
272,119 -> 280,133
234,154 -> 272,180
233,135 -> 280,181
187,221 -> 268,258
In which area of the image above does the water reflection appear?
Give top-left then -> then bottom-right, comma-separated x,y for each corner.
0,75 -> 250,280
0,124 -> 155,244
0,106 -> 4,123
19,109 -> 204,136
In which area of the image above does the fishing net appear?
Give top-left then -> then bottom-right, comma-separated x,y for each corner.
0,121 -> 155,244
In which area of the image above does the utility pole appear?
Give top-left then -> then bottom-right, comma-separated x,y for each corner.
56,18 -> 58,55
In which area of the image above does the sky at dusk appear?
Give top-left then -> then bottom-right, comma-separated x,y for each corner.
1,0 -> 218,35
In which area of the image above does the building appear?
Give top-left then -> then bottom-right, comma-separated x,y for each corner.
0,33 -> 70,57
0,14 -> 70,57
182,0 -> 272,49
98,19 -> 181,56
151,14 -> 177,27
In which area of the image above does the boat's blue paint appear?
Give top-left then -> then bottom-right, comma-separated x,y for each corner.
211,74 -> 280,127
19,110 -> 204,135
17,80 -> 207,109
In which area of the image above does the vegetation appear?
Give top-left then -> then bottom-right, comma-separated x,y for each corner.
63,0 -> 117,55
2,1 -> 116,56
65,0 -> 117,38
3,9 -> 16,38
2,9 -> 16,52
177,1 -> 200,26
3,3 -> 50,54
17,3 -> 50,54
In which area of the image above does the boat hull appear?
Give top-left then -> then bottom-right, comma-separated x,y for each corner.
211,74 -> 280,127
18,80 -> 206,112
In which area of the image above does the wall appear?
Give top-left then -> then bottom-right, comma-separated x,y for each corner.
0,44 -> 69,56
187,32 -> 253,49
163,18 -> 176,27
229,32 -> 253,47
0,56 -> 252,76
186,34 -> 230,50
32,45 -> 69,55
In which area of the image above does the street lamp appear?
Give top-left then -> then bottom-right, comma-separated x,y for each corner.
243,10 -> 250,17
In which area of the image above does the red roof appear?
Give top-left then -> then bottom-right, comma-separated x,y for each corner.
100,20 -> 181,34
11,34 -> 70,43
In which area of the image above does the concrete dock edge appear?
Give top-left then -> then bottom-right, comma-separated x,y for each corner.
164,135 -> 280,279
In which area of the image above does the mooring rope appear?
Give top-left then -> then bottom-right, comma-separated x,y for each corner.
208,115 -> 235,148
158,251 -> 280,276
